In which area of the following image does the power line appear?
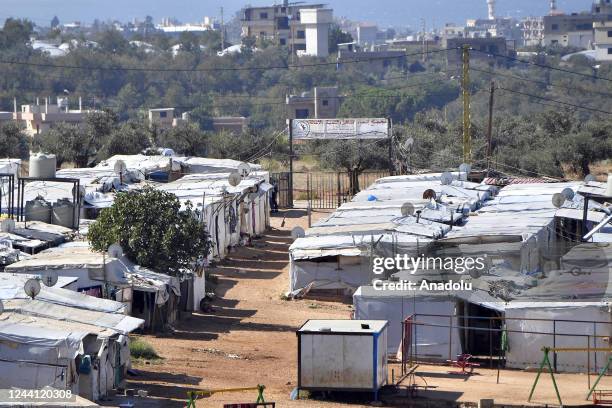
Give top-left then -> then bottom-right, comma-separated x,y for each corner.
469,66 -> 612,98
497,86 -> 612,115
469,49 -> 612,83
0,48 -> 452,73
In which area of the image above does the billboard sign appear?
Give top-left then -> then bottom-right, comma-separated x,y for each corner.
291,118 -> 389,140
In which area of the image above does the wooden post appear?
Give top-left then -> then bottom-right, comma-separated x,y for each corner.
486,81 -> 495,171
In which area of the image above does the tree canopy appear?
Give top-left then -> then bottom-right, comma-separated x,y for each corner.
88,187 -> 211,276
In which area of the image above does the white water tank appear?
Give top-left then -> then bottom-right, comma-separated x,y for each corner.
29,153 -> 56,178
52,198 -> 75,229
25,196 -> 52,223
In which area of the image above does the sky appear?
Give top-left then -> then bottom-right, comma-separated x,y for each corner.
1,0 -> 595,29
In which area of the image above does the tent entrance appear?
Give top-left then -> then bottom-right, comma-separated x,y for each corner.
458,301 -> 503,364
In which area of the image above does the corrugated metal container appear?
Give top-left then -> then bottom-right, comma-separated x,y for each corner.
296,319 -> 388,399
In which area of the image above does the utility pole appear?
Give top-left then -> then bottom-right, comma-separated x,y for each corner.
462,44 -> 471,163
486,81 -> 495,171
220,7 -> 225,49
421,19 -> 427,63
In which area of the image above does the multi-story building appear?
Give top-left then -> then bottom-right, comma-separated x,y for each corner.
594,20 -> 612,61
286,86 -> 340,119
521,17 -> 544,46
240,1 -> 330,56
0,97 -> 96,136
542,1 -> 612,48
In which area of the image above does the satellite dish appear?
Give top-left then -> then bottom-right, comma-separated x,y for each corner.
107,243 -> 124,258
459,163 -> 471,174
585,174 -> 596,183
552,192 -> 566,208
113,160 -> 127,175
41,271 -> 59,287
291,226 -> 305,239
561,187 -> 574,200
403,137 -> 414,149
423,189 -> 436,200
228,172 -> 242,187
401,202 -> 415,217
24,278 -> 41,299
237,163 -> 251,178
440,172 -> 454,186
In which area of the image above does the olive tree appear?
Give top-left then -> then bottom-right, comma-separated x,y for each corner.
88,187 -> 211,276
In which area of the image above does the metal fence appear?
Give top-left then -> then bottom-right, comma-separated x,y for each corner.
298,170 -> 390,209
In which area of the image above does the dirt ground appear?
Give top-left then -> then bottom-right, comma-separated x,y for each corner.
104,209 -> 612,408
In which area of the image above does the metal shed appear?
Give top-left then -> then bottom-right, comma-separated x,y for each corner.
296,319 -> 388,400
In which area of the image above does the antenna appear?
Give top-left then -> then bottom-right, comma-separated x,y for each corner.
440,172 -> 454,186
107,243 -> 124,258
291,226 -> 305,238
41,271 -> 59,287
237,162 -> 251,178
401,202 -> 415,217
228,172 -> 242,187
551,192 -> 565,208
24,278 -> 41,299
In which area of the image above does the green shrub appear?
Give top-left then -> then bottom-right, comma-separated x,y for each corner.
130,338 -> 161,360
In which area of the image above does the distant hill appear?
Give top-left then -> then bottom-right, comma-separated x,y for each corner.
2,0 -> 594,29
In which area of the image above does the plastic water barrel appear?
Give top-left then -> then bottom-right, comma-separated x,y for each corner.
25,196 -> 52,223
52,198 -> 75,228
29,153 -> 57,178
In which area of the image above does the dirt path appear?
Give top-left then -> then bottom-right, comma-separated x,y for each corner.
109,209 -> 611,408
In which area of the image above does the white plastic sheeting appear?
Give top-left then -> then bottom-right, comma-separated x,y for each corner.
172,157 -> 262,174
353,285 -> 462,357
504,303 -> 612,373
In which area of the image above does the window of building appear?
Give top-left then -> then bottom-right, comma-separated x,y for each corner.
551,23 -> 559,30
260,12 -> 268,19
295,109 -> 309,119
159,111 -> 167,118
260,31 -> 266,37
295,44 -> 306,51
296,30 -> 305,39
608,47 -> 612,54
608,30 -> 612,37
280,38 -> 286,45
322,100 -> 329,106
576,23 -> 592,30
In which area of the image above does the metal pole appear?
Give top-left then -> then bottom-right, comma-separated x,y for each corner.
553,320 -> 557,372
588,335 -> 591,390
486,81 -> 495,171
388,118 -> 393,175
462,44 -> 471,163
288,119 -> 294,208
489,318 -> 493,368
582,196 -> 589,240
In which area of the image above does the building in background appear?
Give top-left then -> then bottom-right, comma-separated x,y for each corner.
240,1 -> 330,56
357,24 -> 378,46
521,17 -> 545,46
0,97 -> 96,137
542,0 -> 612,48
148,108 -> 248,133
300,8 -> 333,57
286,87 -> 340,119
594,20 -> 612,61
444,37 -> 512,65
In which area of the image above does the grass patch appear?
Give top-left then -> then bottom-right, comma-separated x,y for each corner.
130,338 -> 161,360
